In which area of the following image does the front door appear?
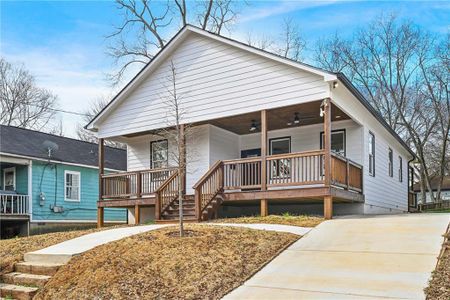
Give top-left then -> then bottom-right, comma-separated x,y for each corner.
269,137 -> 291,179
240,149 -> 261,189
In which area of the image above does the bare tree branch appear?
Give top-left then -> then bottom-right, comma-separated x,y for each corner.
0,57 -> 57,131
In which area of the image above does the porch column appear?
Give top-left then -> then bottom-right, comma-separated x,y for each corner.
323,98 -> 331,186
322,98 -> 333,219
324,196 -> 333,220
134,205 -> 140,225
97,138 -> 105,228
260,110 -> 268,217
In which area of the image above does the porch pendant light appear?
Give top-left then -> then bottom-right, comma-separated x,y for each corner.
249,120 -> 257,132
294,112 -> 300,124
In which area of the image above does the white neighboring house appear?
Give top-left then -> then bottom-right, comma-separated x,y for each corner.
87,25 -> 415,225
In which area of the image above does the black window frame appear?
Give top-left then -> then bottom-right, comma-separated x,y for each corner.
369,131 -> 375,177
398,156 -> 403,182
388,147 -> 393,177
150,139 -> 169,169
269,137 -> 291,179
320,129 -> 346,157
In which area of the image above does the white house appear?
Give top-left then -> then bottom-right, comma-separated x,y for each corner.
86,25 -> 415,225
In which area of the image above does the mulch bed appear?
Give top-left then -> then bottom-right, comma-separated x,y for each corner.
34,225 -> 299,300
0,225 -> 125,276
212,214 -> 323,227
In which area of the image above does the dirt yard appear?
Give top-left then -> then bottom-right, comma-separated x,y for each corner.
425,231 -> 450,300
34,225 -> 298,300
212,214 -> 323,227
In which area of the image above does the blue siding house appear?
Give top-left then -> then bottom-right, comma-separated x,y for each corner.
0,125 -> 127,237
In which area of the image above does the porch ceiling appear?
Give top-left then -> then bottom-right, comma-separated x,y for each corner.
207,101 -> 350,135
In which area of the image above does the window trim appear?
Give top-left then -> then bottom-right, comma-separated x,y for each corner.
320,129 -> 347,157
269,136 -> 291,155
368,131 -> 375,177
64,170 -> 81,202
388,148 -> 393,177
150,139 -> 169,169
3,167 -> 16,191
398,156 -> 403,182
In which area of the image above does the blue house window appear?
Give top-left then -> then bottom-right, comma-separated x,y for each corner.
65,171 -> 80,202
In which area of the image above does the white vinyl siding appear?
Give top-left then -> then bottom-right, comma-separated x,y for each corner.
331,84 -> 411,214
240,120 -> 363,164
97,33 -> 329,138
64,171 -> 80,202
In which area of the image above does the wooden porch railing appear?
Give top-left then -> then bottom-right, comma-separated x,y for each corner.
331,153 -> 363,192
267,150 -> 325,187
223,157 -> 262,190
101,168 -> 176,200
155,170 -> 179,220
1,194 -> 29,215
193,161 -> 224,220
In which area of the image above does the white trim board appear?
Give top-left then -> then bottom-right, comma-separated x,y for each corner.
0,152 -> 123,172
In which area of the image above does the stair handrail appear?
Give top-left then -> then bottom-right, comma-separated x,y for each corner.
193,161 -> 224,220
155,169 -> 179,220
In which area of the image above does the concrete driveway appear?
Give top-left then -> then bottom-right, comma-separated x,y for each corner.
225,213 -> 450,300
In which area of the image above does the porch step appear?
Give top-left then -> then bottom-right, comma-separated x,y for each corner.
2,272 -> 50,288
14,262 -> 63,276
155,218 -> 198,224
0,283 -> 38,300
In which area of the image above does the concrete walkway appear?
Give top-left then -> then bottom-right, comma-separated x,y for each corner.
206,223 -> 313,236
225,213 -> 450,300
24,224 -> 169,264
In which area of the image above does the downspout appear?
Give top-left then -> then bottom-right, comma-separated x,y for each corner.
407,157 -> 415,211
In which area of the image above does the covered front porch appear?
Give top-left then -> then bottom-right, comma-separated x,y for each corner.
0,156 -> 31,237
97,99 -> 364,225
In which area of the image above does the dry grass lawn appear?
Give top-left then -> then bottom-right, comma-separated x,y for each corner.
212,214 -> 323,227
425,240 -> 450,299
0,225 -> 124,276
35,225 -> 298,300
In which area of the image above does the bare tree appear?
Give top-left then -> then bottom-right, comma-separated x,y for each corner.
275,18 -> 305,61
419,34 -> 450,202
245,31 -> 273,51
313,14 -> 448,203
157,60 -> 193,237
108,0 -> 244,85
0,57 -> 57,130
77,97 -> 125,149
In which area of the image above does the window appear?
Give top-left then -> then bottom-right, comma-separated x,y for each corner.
388,148 -> 393,177
150,140 -> 168,169
3,167 -> 16,191
65,171 -> 80,201
369,132 -> 375,176
269,137 -> 291,178
398,156 -> 403,182
320,130 -> 346,157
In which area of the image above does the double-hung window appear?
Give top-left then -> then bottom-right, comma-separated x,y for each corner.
368,132 -> 375,176
388,148 -> 393,177
398,156 -> 403,182
151,140 -> 169,169
320,130 -> 346,157
65,171 -> 80,202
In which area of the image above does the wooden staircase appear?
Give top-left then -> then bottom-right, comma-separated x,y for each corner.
158,195 -> 198,223
155,162 -> 225,223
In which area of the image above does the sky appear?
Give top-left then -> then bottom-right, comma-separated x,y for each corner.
1,0 -> 449,138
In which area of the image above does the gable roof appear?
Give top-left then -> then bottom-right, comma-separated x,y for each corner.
0,125 -> 126,170
85,25 -> 414,159
85,25 -> 337,131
